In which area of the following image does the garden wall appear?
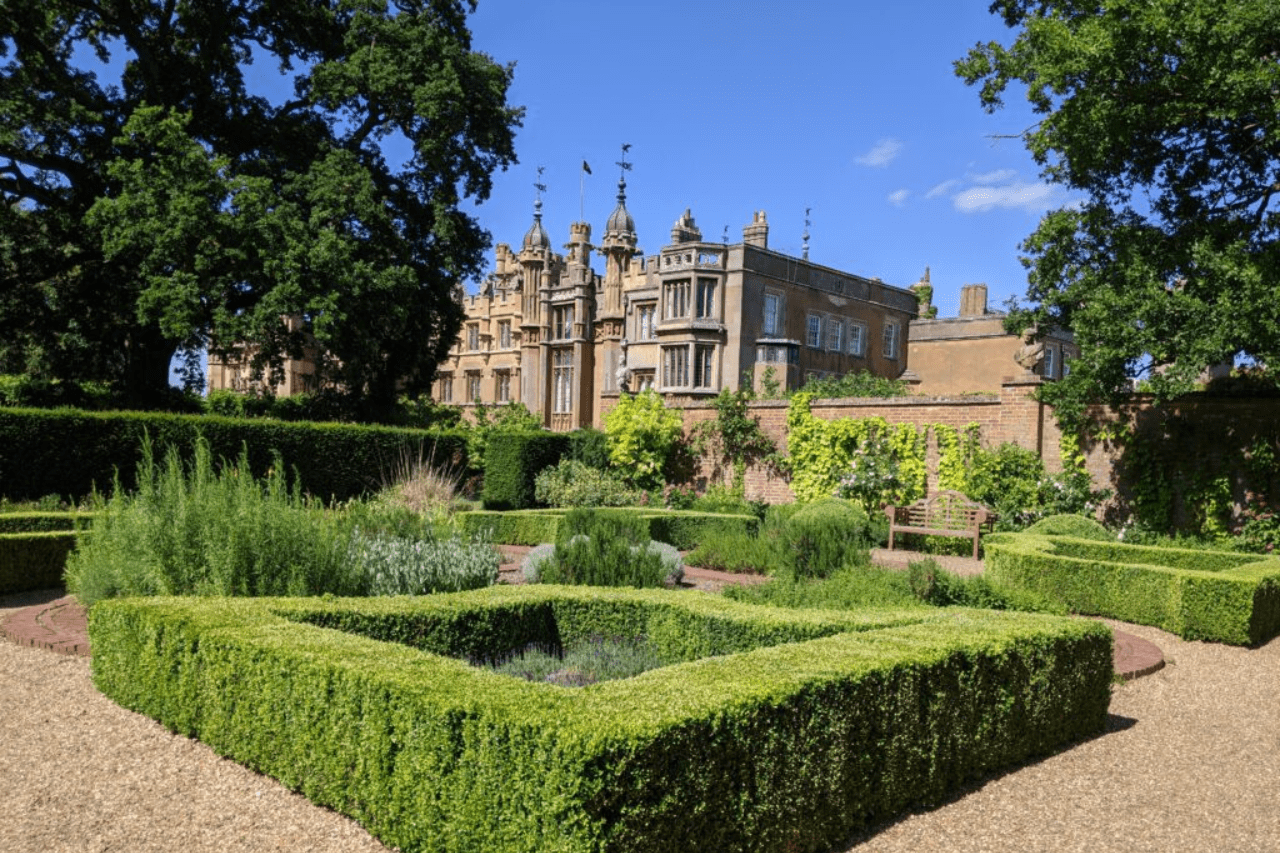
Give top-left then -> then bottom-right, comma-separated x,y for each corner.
675,378 -> 1064,504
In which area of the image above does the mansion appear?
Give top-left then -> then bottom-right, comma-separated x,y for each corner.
436,175 -> 921,430
208,173 -> 1077,426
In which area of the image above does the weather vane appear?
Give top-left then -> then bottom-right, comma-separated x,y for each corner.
534,165 -> 547,201
803,206 -> 812,260
617,143 -> 632,177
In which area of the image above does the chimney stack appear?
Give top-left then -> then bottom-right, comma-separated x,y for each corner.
959,283 -> 988,317
742,210 -> 769,248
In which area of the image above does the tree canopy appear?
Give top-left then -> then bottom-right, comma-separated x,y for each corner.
0,0 -> 519,415
956,0 -> 1280,422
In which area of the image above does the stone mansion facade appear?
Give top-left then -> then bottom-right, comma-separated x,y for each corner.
436,177 -> 921,430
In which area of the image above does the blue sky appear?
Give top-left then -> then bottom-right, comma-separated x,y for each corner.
460,0 -> 1074,317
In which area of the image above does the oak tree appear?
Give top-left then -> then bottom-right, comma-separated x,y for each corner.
0,0 -> 519,415
957,0 -> 1280,422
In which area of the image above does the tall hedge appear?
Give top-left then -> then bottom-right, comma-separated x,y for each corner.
481,431 -> 570,510
0,531 -> 81,594
0,407 -> 467,503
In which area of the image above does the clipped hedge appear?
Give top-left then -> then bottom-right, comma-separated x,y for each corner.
0,407 -> 467,504
481,431 -> 570,510
90,586 -> 1111,853
985,533 -> 1280,645
456,508 -> 758,548
0,511 -> 97,534
0,531 -> 81,594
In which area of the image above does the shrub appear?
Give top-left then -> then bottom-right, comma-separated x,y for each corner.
567,427 -> 611,469
487,634 -> 665,686
533,459 -> 643,508
65,436 -> 367,606
602,389 -> 683,491
685,529 -> 776,574
906,558 -> 1067,614
776,498 -> 872,579
465,403 -> 544,474
351,531 -> 499,595
1024,514 -> 1113,541
368,444 -> 465,526
537,509 -> 676,588
724,564 -> 920,609
520,542 -> 556,583
481,431 -> 570,510
964,444 -> 1107,531
0,531 -> 81,594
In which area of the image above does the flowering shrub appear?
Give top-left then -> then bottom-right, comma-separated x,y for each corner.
834,433 -> 902,512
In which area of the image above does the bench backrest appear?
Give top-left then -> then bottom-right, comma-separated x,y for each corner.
889,491 -> 992,530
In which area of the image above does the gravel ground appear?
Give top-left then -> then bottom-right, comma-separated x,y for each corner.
4,591 -> 1278,853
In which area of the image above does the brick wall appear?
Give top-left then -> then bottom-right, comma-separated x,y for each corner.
672,378 -> 1063,504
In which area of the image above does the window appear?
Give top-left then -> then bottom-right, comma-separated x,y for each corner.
664,278 -> 690,319
826,318 -> 843,352
466,373 -> 481,401
695,277 -> 716,319
1061,351 -> 1071,377
634,371 -> 655,392
662,345 -> 689,388
498,320 -> 511,349
694,344 -> 715,389
1043,345 -> 1056,379
806,313 -> 822,348
636,303 -> 657,340
763,292 -> 782,335
496,370 -> 511,402
552,305 -> 574,340
552,349 -> 574,414
882,321 -> 899,359
438,374 -> 453,402
848,321 -> 866,357
467,324 -> 479,351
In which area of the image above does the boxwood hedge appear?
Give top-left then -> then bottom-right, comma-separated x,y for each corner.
985,533 -> 1280,645
0,511 -> 96,534
89,586 -> 1112,853
0,531 -> 81,594
0,407 -> 467,503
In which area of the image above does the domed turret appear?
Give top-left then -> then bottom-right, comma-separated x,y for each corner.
605,177 -> 635,237
522,198 -> 550,251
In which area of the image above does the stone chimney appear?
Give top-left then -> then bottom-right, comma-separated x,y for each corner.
959,283 -> 988,317
742,210 -> 769,248
670,208 -> 702,244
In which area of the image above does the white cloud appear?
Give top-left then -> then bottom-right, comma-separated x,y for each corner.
968,168 -> 1018,184
887,189 -> 910,207
925,179 -> 960,199
855,138 -> 903,167
952,181 -> 1057,214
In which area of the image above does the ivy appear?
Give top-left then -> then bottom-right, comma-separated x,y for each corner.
935,423 -> 982,492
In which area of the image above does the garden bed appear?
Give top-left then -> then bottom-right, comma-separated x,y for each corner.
984,533 -> 1280,645
89,585 -> 1112,853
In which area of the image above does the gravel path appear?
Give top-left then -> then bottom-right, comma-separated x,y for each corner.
4,591 -> 1277,853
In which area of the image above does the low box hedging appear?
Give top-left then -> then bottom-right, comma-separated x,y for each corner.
456,508 -> 758,548
0,531 -> 81,594
89,586 -> 1112,853
984,533 -> 1280,645
0,511 -> 97,533
0,407 -> 467,503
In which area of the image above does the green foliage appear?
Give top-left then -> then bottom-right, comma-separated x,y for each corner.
457,509 -> 565,546
1,2 -> 519,412
795,370 -> 912,399
533,459 -> 644,508
684,529 -> 777,574
934,424 -> 983,492
65,436 -> 371,606
958,0 -> 1280,424
201,388 -> 463,428
567,427 -> 612,469
963,442 -> 1105,530
480,431 -> 570,510
724,564 -> 920,609
0,406 -> 467,504
905,558 -> 1067,614
602,389 -> 684,491
89,587 -> 1113,853
1235,505 -> 1280,555
465,403 -> 543,473
351,531 -> 499,596
0,531 -> 81,594
0,511 -> 95,534
537,509 -> 678,588
1024,514 -> 1113,541
486,635 -> 665,686
776,497 -> 873,579
689,388 -> 776,492
985,532 -> 1280,645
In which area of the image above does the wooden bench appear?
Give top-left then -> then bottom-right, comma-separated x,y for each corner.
883,491 -> 996,560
